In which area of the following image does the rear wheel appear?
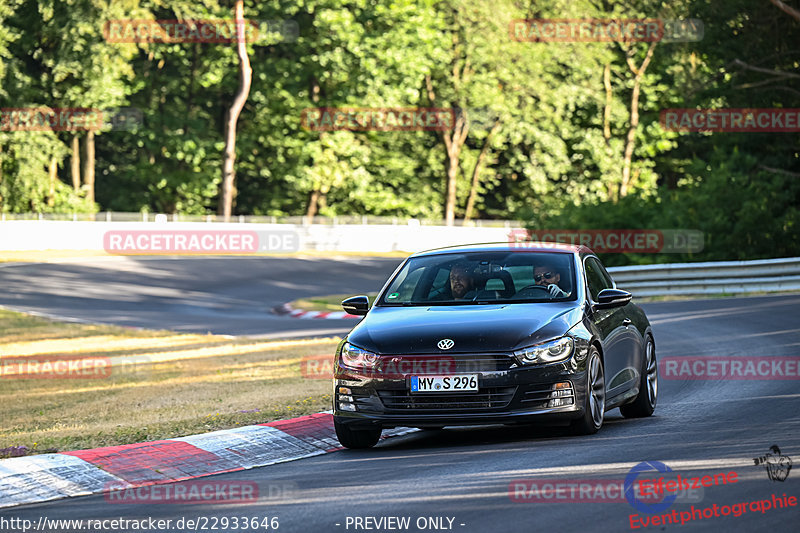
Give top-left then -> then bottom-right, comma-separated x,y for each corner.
620,335 -> 657,418
334,418 -> 381,449
570,347 -> 605,435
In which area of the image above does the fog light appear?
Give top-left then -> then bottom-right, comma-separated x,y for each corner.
548,397 -> 574,407
338,402 -> 356,411
548,382 -> 574,407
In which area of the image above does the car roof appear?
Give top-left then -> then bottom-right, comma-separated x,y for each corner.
409,242 -> 593,257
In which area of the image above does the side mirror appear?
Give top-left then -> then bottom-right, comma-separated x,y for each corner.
342,295 -> 370,316
595,288 -> 632,309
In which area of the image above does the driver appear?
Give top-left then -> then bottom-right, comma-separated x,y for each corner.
449,263 -> 477,300
534,263 -> 568,298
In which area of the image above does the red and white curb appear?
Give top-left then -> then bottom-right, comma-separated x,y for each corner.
274,302 -> 360,320
0,412 -> 417,509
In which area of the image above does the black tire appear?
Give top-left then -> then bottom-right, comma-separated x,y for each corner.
334,418 -> 382,449
569,346 -> 605,435
620,335 -> 658,418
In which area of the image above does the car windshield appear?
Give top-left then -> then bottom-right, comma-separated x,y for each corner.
378,251 -> 577,305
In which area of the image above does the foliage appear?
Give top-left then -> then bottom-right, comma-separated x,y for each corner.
0,0 -> 797,260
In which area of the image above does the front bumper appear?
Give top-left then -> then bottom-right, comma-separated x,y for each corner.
333,354 -> 589,430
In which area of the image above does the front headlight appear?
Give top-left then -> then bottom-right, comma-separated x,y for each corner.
340,342 -> 379,369
514,337 -> 574,365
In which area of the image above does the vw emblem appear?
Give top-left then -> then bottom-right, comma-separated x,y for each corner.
437,338 -> 455,350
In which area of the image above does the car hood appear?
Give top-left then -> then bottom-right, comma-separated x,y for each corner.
346,303 -> 584,354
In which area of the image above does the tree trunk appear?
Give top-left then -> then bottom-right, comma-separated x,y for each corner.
444,148 -> 459,224
0,142 -> 4,209
620,43 -> 656,199
603,62 -> 615,200
769,0 -> 800,22
71,134 -> 81,191
219,0 -> 253,221
48,156 -> 57,207
83,130 -> 95,204
464,121 -> 500,221
303,76 -> 324,225
305,190 -> 320,219
426,75 -> 469,226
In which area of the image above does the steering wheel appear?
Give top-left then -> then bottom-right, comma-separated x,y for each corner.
514,284 -> 552,297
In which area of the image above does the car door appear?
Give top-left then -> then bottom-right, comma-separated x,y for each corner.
596,258 -> 644,394
584,256 -> 638,401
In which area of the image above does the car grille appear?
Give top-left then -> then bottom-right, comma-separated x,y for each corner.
377,387 -> 516,412
375,353 -> 515,375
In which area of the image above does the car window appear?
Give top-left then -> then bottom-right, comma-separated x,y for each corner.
379,251 -> 577,305
595,259 -> 615,288
425,267 -> 451,299
584,257 -> 612,301
390,266 -> 424,301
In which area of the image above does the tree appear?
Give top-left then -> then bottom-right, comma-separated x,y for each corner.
218,0 -> 252,221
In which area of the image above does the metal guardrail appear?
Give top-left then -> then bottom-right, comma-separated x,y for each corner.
608,257 -> 800,296
0,212 -> 524,228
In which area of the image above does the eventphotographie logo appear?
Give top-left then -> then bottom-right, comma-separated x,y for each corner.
753,445 -> 793,482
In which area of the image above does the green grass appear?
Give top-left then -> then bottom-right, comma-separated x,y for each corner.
0,309 -> 339,455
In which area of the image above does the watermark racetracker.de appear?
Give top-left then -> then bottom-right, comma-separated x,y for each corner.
509,19 -> 703,43
660,108 -> 800,132
103,229 -> 300,254
301,354 -> 465,380
0,354 -> 155,380
301,107 -> 500,132
0,355 -> 112,379
660,356 -> 800,380
103,480 -> 298,504
301,107 -> 455,131
508,228 -> 704,253
0,107 -> 143,131
102,19 -> 298,44
509,478 -> 703,504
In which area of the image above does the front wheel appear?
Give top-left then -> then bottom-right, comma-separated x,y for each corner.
570,347 -> 605,435
334,418 -> 382,449
620,335 -> 657,418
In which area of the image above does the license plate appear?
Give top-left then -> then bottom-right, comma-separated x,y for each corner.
410,375 -> 478,393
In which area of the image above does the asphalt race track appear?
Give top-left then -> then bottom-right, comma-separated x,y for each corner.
1,257 -> 799,532
0,256 -> 402,338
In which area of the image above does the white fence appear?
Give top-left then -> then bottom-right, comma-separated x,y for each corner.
608,257 -> 800,296
0,220 -> 515,253
1,220 -> 798,297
